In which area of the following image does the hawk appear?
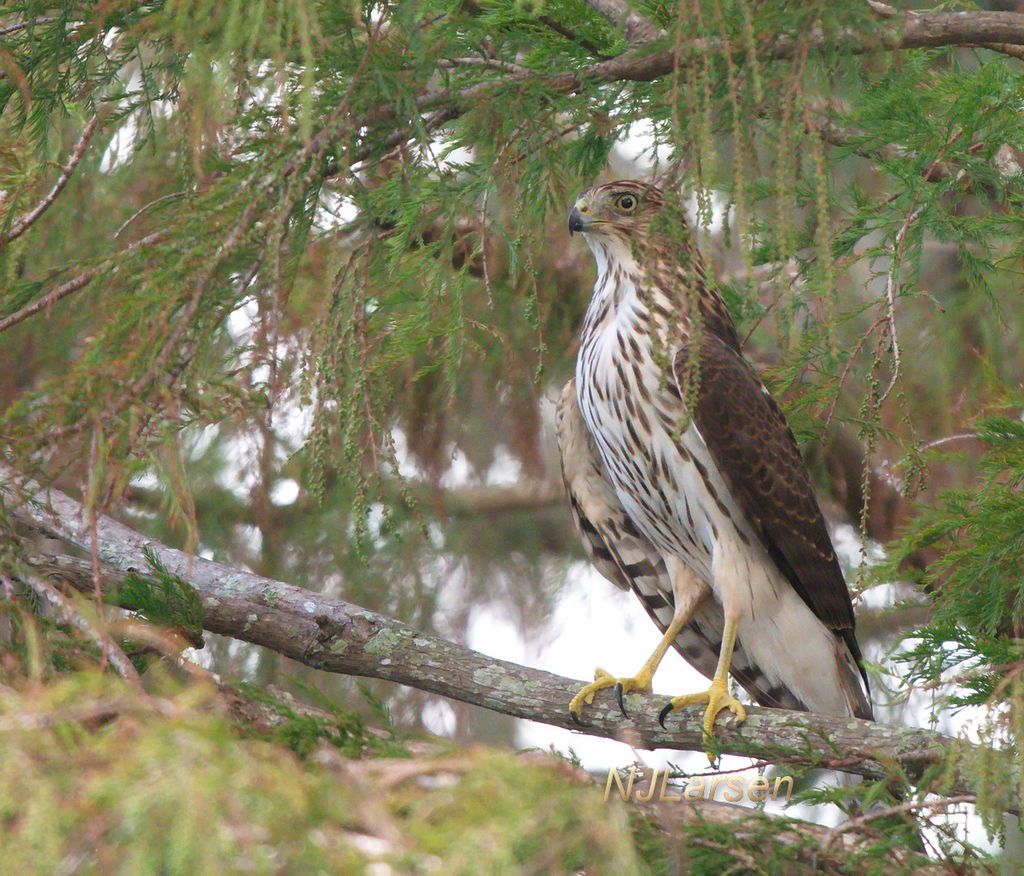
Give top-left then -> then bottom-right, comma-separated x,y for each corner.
557,179 -> 872,748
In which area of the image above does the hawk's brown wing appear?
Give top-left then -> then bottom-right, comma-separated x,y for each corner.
674,335 -> 866,671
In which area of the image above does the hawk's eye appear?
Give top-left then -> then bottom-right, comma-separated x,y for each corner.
615,194 -> 638,212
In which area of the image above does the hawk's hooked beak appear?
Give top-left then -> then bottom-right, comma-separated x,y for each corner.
568,200 -> 590,235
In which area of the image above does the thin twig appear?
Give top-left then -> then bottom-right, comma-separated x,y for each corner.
2,115 -> 101,246
0,16 -> 58,38
508,122 -> 582,166
924,433 -> 978,450
582,0 -> 664,45
535,14 -> 610,57
0,267 -> 102,334
690,837 -> 761,871
21,568 -> 143,689
878,211 -> 914,405
878,131 -> 966,404
0,700 -> 141,732
973,41 -> 1024,61
438,57 -> 533,77
459,0 -> 610,58
0,231 -> 165,336
87,427 -> 110,672
820,794 -> 976,858
113,190 -> 187,238
479,187 -> 493,307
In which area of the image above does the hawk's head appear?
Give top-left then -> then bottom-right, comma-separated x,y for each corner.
568,180 -> 665,239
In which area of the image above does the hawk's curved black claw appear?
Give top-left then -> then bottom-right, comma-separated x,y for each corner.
658,701 -> 674,729
570,710 -> 592,728
614,682 -> 630,717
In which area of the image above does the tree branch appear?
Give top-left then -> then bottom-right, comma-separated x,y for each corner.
335,9 -> 1024,182
0,463 -> 1006,806
5,565 -> 143,687
625,785 -> 947,874
582,0 -> 663,46
458,0 -> 610,58
571,10 -> 1024,82
0,16 -> 59,39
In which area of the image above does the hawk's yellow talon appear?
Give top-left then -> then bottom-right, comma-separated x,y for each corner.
569,667 -> 654,719
661,679 -> 746,759
665,680 -> 747,733
569,596 -> 697,724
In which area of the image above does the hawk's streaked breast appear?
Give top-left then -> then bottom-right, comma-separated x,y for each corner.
576,232 -> 737,584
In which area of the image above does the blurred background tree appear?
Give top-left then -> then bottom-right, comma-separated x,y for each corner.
3,0 -> 1024,869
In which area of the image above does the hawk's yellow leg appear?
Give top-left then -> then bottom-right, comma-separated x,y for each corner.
569,606 -> 690,722
658,613 -> 747,759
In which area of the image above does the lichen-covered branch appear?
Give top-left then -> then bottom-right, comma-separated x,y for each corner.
0,464 -> 1003,804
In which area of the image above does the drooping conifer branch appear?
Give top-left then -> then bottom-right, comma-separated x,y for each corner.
2,463 -> 1007,807
332,8 -> 1024,182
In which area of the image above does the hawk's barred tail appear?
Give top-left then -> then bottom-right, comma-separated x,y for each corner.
636,588 -> 872,720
